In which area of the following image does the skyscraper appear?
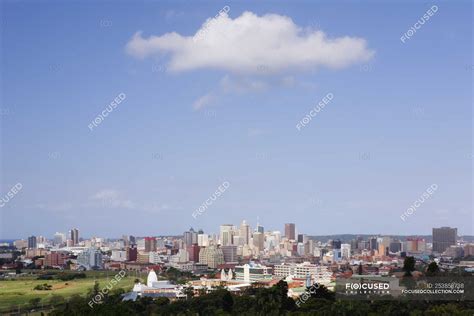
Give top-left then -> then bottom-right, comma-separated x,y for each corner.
220,224 -> 235,246
221,245 -> 238,263
27,236 -> 37,249
184,228 -> 198,247
433,227 -> 457,253
285,223 -> 295,240
53,232 -> 66,246
253,232 -> 264,252
199,246 -> 224,269
144,237 -> 157,252
69,228 -> 79,246
239,220 -> 250,245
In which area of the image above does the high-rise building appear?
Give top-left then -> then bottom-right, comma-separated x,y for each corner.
69,228 -> 79,246
198,234 -> 209,247
144,237 -> 157,252
27,236 -> 37,249
252,232 -> 264,252
341,243 -> 351,259
199,246 -> 224,269
221,245 -> 238,263
332,239 -> 342,249
187,244 -> 200,262
297,234 -> 308,243
285,223 -> 295,240
370,237 -> 378,250
389,240 -> 402,253
256,224 -> 264,234
77,247 -> 103,270
184,228 -> 198,247
405,237 -> 426,253
53,232 -> 66,246
239,220 -> 250,245
220,224 -> 235,246
127,245 -> 138,261
433,227 -> 457,253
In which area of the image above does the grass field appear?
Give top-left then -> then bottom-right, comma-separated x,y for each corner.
0,271 -> 136,312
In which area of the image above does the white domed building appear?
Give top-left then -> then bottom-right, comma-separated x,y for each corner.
127,269 -> 186,301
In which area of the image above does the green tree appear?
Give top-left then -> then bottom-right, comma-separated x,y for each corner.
426,261 -> 440,276
403,256 -> 416,276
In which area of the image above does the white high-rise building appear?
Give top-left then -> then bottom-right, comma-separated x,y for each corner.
341,244 -> 351,259
220,224 -> 235,246
198,234 -> 209,247
111,250 -> 127,262
53,232 -> 66,246
77,247 -> 103,270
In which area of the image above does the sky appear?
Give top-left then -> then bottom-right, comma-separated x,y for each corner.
0,0 -> 472,239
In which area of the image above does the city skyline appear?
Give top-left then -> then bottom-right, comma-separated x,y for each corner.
1,1 -> 472,238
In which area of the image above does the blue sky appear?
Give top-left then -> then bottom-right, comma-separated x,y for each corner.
1,0 -> 472,238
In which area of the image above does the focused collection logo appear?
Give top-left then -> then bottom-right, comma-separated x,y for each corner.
345,282 -> 390,295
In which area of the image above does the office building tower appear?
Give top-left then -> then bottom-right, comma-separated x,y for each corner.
389,240 -> 402,253
53,232 -> 66,246
433,227 -> 457,253
187,244 -> 200,262
69,228 -> 79,246
220,224 -> 235,246
184,228 -> 198,247
239,220 -> 250,245
221,245 -> 238,263
297,234 -> 305,243
370,237 -> 378,250
341,243 -> 351,259
285,223 -> 295,240
199,246 -> 224,268
77,247 -> 103,270
127,246 -> 138,261
27,236 -> 37,249
253,232 -> 264,252
144,237 -> 157,252
198,234 -> 209,247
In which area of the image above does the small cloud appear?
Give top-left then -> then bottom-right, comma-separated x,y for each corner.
193,92 -> 215,110
90,189 -> 135,209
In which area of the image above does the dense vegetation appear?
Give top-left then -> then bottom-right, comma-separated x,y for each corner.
48,281 -> 474,316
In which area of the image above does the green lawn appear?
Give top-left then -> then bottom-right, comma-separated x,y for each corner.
0,274 -> 135,312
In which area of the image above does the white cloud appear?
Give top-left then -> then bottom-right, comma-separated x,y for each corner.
90,189 -> 135,209
126,11 -> 374,74
193,92 -> 215,110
